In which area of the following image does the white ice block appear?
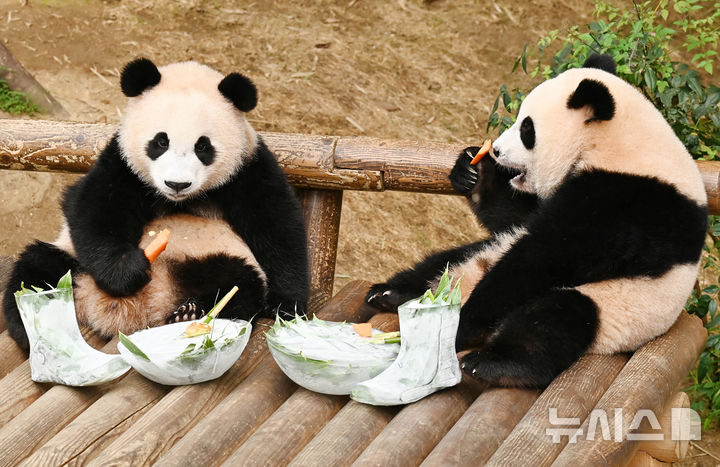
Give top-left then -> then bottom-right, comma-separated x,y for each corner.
266,315 -> 400,395
350,298 -> 462,406
15,286 -> 130,386
117,319 -> 251,386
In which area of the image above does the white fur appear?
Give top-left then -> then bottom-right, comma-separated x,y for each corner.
579,263 -> 699,353
494,67 -> 707,205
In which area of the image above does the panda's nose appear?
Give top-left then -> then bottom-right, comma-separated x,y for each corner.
165,181 -> 192,192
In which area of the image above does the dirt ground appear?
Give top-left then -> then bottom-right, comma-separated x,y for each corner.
1,0 -> 719,461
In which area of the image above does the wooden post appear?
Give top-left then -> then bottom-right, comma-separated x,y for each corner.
298,188 -> 343,312
0,44 -> 68,118
2,120 -> 720,215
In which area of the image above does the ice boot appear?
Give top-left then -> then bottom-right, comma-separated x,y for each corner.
350,297 -> 462,406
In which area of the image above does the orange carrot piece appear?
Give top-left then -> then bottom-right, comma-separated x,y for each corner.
352,322 -> 373,338
144,228 -> 171,263
470,139 -> 492,165
184,322 -> 211,338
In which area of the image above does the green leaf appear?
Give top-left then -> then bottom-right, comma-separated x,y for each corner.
56,270 -> 73,291
119,332 -> 150,361
644,69 -> 657,92
181,343 -> 197,355
698,352 -> 713,382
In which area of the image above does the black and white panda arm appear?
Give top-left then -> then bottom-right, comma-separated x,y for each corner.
219,141 -> 310,314
63,137 -> 154,297
450,147 -> 539,235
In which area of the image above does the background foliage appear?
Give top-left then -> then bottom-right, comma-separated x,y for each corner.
487,0 -> 720,428
0,77 -> 37,115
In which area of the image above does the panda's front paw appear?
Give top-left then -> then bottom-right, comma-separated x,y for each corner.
449,147 -> 480,196
92,248 -> 151,297
366,284 -> 417,312
166,299 -> 205,324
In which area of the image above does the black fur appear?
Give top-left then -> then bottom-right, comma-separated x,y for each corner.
583,53 -> 617,75
449,147 -> 539,234
218,73 -> 258,112
146,132 -> 169,160
121,58 -> 161,97
368,148 -> 707,387
567,79 -> 616,122
3,134 -> 309,349
367,240 -> 489,312
194,136 -> 215,166
167,254 -> 266,322
2,242 -> 80,351
519,116 -> 535,150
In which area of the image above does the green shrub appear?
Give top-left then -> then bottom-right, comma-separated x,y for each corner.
487,0 -> 720,428
0,78 -> 38,116
487,0 -> 719,161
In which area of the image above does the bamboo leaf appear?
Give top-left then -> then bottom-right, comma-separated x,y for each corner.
119,332 -> 150,361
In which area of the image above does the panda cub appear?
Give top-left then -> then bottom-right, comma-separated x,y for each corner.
3,58 -> 309,351
367,54 -> 708,387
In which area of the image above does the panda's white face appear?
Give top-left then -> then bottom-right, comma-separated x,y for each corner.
118,62 -> 257,202
493,74 -> 593,199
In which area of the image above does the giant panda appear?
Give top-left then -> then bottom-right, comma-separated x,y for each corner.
367,54 -> 708,387
3,58 -> 309,351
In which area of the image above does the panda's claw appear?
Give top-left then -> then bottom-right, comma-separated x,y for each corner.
366,283 -> 421,312
166,299 -> 202,324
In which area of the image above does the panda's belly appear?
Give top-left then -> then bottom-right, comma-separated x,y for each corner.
577,262 -> 699,354
140,213 -> 265,282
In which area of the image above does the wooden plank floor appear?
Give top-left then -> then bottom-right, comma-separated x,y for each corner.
0,276 -> 707,466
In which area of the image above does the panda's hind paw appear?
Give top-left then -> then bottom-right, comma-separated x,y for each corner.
449,147 -> 480,196
166,299 -> 205,324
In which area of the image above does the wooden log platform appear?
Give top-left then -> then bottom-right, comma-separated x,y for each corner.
0,120 -> 714,465
0,275 -> 706,465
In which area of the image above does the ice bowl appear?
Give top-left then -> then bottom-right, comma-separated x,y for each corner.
117,318 -> 251,385
265,315 -> 400,395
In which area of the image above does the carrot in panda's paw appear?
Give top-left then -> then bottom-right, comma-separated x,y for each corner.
144,229 -> 171,263
470,139 -> 493,165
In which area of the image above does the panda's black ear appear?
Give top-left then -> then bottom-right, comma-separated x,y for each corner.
567,79 -> 616,122
582,53 -> 617,75
218,73 -> 257,112
121,58 -> 161,97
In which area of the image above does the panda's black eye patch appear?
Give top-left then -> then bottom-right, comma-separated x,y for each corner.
195,136 -> 215,166
520,116 -> 535,150
147,132 -> 169,160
